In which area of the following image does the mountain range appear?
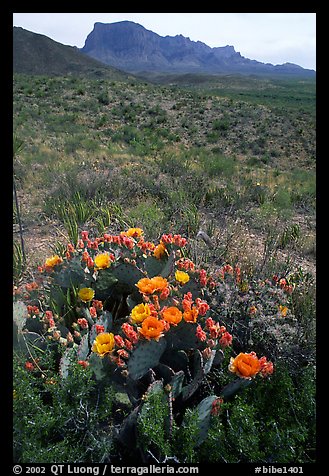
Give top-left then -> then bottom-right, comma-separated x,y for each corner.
13,22 -> 315,79
81,21 -> 315,77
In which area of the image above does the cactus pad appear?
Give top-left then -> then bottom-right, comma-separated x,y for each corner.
77,334 -> 90,361
53,256 -> 87,288
220,377 -> 252,399
127,338 -> 167,380
13,301 -> 28,334
166,321 -> 201,351
59,347 -> 77,379
181,349 -> 204,401
195,395 -> 218,446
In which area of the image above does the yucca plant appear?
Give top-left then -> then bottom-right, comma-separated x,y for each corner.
13,134 -> 26,274
13,241 -> 26,285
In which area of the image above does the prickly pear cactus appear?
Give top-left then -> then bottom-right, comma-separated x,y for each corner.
154,363 -> 175,384
13,300 -> 27,335
112,263 -> 145,288
53,256 -> 87,288
159,251 -> 175,278
168,370 -> 185,399
94,269 -> 118,300
80,307 -> 95,327
59,347 -> 77,379
165,321 -> 201,351
13,300 -> 47,357
220,377 -> 253,399
194,395 -> 218,446
128,338 -> 167,380
181,350 -> 204,401
116,405 -> 141,448
203,349 -> 217,374
88,310 -> 113,346
161,349 -> 189,373
15,331 -> 47,358
181,276 -> 202,300
88,351 -> 108,381
144,256 -> 166,278
77,334 -> 90,361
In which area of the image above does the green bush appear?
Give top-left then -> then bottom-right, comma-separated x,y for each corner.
198,363 -> 316,463
13,351 -> 115,463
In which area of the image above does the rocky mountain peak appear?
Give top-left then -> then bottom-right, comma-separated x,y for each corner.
80,21 -> 315,77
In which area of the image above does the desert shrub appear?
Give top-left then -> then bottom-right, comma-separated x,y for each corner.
126,200 -> 166,239
97,91 -> 109,105
13,352 -> 115,463
198,363 -> 315,463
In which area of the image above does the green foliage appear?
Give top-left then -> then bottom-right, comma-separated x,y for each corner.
278,224 -> 301,249
137,384 -> 172,458
198,363 -> 316,463
49,240 -> 67,258
199,399 -> 263,462
97,91 -> 109,105
172,408 -> 200,463
13,351 -> 115,463
126,199 -> 166,239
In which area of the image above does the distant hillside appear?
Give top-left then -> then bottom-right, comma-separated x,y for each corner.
81,21 -> 315,78
13,26 -> 134,80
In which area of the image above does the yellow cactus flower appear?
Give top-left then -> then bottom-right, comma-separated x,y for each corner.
175,270 -> 190,285
94,253 -> 111,270
78,287 -> 95,303
153,242 -> 167,259
45,255 -> 63,268
124,228 -> 144,238
278,305 -> 288,317
92,332 -> 115,357
131,303 -> 151,324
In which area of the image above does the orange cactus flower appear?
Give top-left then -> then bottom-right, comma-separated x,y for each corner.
183,306 -> 199,323
162,306 -> 183,326
92,332 -> 115,357
229,352 -> 261,379
94,253 -> 111,270
151,276 -> 168,292
136,276 -> 168,294
136,278 -> 155,294
131,303 -> 151,324
139,316 -> 165,341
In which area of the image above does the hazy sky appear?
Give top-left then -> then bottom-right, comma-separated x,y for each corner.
13,12 -> 316,70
